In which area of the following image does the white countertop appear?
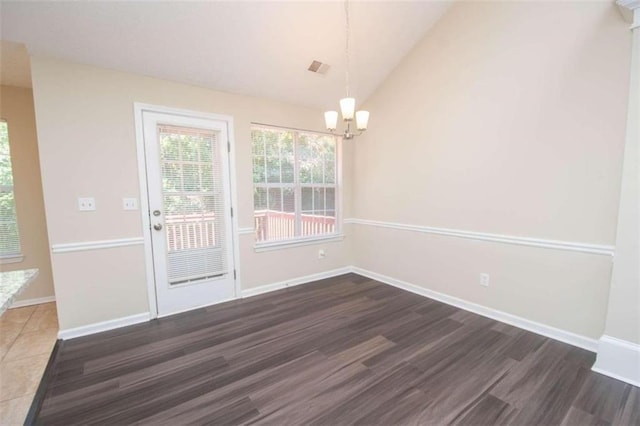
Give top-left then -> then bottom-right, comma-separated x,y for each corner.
0,268 -> 39,316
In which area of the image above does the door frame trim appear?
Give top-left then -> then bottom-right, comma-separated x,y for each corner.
133,102 -> 241,319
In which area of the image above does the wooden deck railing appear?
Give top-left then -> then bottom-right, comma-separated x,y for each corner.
254,210 -> 335,242
165,213 -> 216,251
164,210 -> 336,251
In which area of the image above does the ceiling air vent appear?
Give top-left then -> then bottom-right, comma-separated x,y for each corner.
308,60 -> 330,75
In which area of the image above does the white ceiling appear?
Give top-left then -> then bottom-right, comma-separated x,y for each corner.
0,1 -> 452,110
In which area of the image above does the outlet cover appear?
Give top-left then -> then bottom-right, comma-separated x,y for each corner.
78,197 -> 96,211
480,273 -> 490,287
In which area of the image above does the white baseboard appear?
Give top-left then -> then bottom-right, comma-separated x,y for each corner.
351,267 -> 598,353
57,268 -> 352,340
53,266 -> 603,358
58,312 -> 151,340
241,267 -> 353,298
10,295 -> 56,308
592,335 -> 640,387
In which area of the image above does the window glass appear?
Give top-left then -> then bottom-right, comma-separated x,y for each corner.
252,126 -> 339,243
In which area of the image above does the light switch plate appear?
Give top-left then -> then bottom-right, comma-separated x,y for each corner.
123,198 -> 138,210
78,197 -> 96,211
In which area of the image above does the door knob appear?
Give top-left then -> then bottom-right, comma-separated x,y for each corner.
153,223 -> 163,231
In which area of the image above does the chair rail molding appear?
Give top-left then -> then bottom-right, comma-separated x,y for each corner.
51,237 -> 144,254
345,218 -> 615,256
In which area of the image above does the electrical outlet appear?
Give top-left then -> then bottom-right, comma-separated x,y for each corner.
78,197 -> 96,211
123,198 -> 138,210
318,249 -> 326,259
480,273 -> 490,287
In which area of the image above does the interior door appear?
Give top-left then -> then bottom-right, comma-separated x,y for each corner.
142,110 -> 236,317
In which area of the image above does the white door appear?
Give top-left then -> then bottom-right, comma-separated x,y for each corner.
141,110 -> 236,317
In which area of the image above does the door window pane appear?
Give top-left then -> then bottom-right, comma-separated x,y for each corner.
158,125 -> 227,284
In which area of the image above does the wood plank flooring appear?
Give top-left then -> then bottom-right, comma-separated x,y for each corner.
33,274 -> 639,425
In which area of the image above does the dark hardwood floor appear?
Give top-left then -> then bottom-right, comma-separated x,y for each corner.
34,274 -> 639,425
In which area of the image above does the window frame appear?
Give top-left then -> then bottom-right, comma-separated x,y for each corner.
0,119 -> 23,264
251,124 -> 343,251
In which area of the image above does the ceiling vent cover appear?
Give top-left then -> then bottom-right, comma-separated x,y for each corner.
308,60 -> 330,75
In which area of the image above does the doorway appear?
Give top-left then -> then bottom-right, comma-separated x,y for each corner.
135,105 -> 237,317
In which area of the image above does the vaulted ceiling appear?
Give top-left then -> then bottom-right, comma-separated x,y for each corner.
0,1 -> 452,109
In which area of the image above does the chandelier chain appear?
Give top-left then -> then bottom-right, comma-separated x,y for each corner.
344,0 -> 350,97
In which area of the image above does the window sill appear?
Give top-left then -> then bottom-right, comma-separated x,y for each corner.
254,234 -> 345,252
0,254 -> 25,265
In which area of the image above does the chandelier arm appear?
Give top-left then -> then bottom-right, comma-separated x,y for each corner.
344,0 -> 350,97
325,0 -> 367,138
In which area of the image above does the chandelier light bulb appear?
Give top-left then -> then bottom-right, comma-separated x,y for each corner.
356,110 -> 370,131
324,111 -> 339,131
340,98 -> 356,121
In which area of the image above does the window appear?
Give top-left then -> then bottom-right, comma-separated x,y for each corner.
0,120 -> 22,260
252,125 -> 339,246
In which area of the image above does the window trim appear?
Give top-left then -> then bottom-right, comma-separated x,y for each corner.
0,254 -> 25,264
254,234 -> 345,252
251,124 -> 342,251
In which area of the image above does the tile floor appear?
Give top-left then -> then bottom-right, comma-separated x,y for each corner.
0,303 -> 58,425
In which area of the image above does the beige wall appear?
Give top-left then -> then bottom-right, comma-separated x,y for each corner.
603,19 -> 640,345
0,85 -> 55,302
351,1 -> 630,339
352,226 -> 613,338
30,57 -> 352,330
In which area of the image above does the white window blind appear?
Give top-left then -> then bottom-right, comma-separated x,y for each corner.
0,120 -> 21,258
251,125 -> 338,244
158,125 -> 227,285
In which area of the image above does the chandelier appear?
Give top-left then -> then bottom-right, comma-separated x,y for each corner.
324,0 -> 369,140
